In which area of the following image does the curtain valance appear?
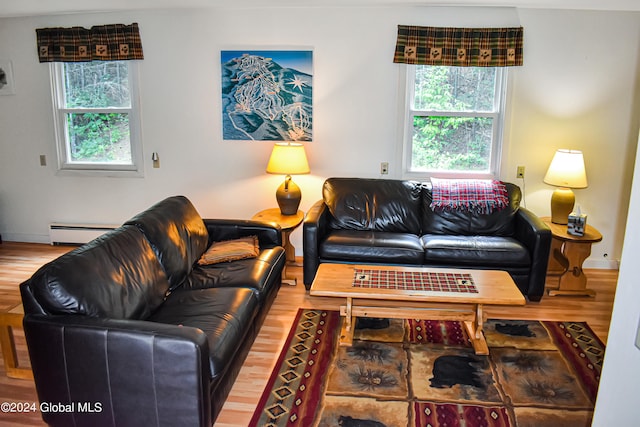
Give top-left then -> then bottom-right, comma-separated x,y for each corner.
36,23 -> 143,62
393,25 -> 523,67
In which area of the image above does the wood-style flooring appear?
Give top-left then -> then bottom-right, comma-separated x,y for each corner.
0,242 -> 618,426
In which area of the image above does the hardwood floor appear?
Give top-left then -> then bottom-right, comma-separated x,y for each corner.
0,242 -> 618,426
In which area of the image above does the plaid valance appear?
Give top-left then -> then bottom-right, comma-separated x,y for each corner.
36,23 -> 143,62
393,25 -> 523,67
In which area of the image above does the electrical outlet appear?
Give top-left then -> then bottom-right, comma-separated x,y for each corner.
380,162 -> 389,175
516,165 -> 525,179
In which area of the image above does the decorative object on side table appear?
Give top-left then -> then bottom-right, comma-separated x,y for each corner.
266,142 -> 310,215
568,206 -> 587,236
542,216 -> 602,297
252,207 -> 305,285
544,149 -> 588,224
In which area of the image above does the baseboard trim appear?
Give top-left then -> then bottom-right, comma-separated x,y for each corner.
0,233 -> 50,244
584,258 -> 620,270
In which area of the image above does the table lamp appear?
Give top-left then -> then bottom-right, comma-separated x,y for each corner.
266,142 -> 310,215
543,149 -> 588,224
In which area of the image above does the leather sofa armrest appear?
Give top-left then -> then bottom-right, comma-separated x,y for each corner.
303,200 -> 331,289
23,314 -> 212,427
514,208 -> 552,302
203,218 -> 282,248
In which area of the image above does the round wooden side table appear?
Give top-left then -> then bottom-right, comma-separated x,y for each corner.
252,208 -> 304,285
541,217 -> 602,297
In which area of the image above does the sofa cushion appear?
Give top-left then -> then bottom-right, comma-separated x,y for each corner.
422,182 -> 521,236
26,225 -> 171,319
148,287 -> 259,382
197,236 -> 259,265
320,230 -> 425,264
182,247 -> 285,301
422,234 -> 530,267
323,178 -> 422,234
125,196 -> 209,289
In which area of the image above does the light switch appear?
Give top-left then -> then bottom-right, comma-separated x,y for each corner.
635,316 -> 640,351
39,155 -> 47,166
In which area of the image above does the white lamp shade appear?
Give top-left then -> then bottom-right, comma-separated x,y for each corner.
543,149 -> 588,189
266,143 -> 310,175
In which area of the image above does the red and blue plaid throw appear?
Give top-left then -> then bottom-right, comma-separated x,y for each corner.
430,178 -> 509,214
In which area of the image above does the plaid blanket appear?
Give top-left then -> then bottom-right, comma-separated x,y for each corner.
430,178 -> 509,214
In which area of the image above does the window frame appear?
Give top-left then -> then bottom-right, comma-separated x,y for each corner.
50,61 -> 144,177
398,64 -> 508,181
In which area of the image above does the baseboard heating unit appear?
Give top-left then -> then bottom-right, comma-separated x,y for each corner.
49,223 -> 119,245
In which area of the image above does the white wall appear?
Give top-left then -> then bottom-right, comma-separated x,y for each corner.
0,6 -> 639,264
592,131 -> 640,424
506,9 -> 640,268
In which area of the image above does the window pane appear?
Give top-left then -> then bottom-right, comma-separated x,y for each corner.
63,62 -> 131,108
67,113 -> 132,164
411,116 -> 493,171
413,66 -> 496,112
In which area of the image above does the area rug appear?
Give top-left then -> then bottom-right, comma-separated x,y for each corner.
249,309 -> 605,427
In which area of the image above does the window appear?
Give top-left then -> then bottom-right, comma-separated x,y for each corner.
51,61 -> 142,175
402,65 -> 506,179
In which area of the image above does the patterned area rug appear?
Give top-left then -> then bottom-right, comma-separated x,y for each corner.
249,309 -> 604,427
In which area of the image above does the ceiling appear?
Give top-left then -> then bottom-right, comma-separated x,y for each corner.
1,0 -> 639,18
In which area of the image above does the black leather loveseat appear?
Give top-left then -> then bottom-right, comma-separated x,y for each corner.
20,196 -> 286,427
303,178 -> 551,301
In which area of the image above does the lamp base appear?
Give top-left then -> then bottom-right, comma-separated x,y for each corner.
276,175 -> 301,215
550,187 -> 575,225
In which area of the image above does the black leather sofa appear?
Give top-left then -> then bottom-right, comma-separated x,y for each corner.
20,196 -> 286,427
303,178 -> 551,301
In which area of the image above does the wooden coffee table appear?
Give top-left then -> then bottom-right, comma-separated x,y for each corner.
309,264 -> 525,355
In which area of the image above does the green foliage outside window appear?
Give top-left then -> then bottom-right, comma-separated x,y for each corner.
411,66 -> 497,172
63,62 -> 132,164
66,113 -> 130,163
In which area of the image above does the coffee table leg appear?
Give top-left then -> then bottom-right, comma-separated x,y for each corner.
463,304 -> 489,355
339,298 -> 355,346
337,301 -> 491,354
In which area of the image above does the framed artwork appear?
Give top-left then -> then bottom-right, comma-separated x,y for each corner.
221,50 -> 313,141
0,59 -> 16,95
